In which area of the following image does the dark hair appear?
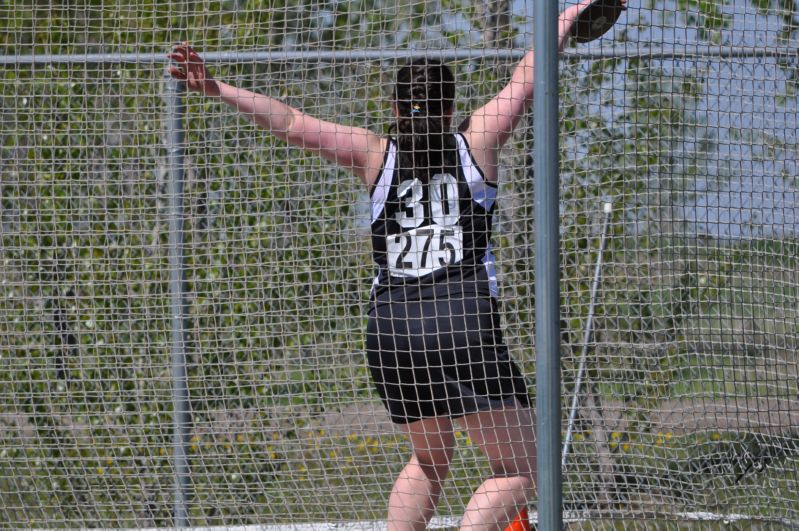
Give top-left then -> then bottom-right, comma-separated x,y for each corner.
393,59 -> 457,178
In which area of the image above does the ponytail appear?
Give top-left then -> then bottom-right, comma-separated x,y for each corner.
393,59 -> 456,178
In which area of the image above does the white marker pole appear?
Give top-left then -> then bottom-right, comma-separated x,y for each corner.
562,202 -> 613,466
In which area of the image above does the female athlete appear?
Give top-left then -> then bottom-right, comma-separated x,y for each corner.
169,2 -> 617,529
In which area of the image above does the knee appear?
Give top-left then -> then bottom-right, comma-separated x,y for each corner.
490,459 -> 536,491
413,447 -> 453,483
516,471 -> 536,497
497,466 -> 536,502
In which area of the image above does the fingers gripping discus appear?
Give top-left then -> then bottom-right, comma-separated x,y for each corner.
570,0 -> 626,43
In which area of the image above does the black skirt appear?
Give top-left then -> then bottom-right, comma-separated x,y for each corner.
366,294 -> 531,425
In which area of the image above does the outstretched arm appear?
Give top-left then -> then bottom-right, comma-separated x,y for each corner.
462,0 -> 625,181
168,44 -> 386,186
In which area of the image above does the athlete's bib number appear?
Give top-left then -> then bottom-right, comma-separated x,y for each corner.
387,174 -> 463,278
387,225 -> 464,278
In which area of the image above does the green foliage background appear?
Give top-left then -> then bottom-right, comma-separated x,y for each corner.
1,0 -> 798,527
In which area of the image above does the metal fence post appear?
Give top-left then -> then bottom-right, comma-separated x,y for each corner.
534,0 -> 562,529
164,65 -> 191,528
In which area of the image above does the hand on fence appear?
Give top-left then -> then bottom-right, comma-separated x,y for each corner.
168,43 -> 220,97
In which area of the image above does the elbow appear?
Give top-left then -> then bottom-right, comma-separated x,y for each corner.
270,117 -> 296,146
283,127 -> 305,148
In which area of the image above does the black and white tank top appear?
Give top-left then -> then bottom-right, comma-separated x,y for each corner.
369,133 -> 499,304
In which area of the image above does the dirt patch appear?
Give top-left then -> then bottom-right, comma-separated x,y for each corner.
316,400 -> 398,437
4,397 -> 796,442
648,396 -> 799,435
314,396 -> 799,439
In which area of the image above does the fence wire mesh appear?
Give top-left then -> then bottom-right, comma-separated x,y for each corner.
1,0 -> 798,528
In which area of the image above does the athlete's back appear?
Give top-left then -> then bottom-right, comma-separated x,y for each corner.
369,133 -> 499,305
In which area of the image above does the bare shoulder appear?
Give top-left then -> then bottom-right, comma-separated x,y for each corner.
361,134 -> 390,188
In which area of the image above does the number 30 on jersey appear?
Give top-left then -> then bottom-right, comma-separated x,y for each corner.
387,174 -> 464,278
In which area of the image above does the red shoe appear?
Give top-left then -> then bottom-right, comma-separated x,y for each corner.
505,507 -> 531,531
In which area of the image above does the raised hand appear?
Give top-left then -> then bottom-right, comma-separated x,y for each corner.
559,0 -> 627,48
167,43 -> 220,97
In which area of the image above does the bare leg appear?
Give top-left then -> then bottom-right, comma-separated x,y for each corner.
458,402 -> 537,531
388,416 -> 456,531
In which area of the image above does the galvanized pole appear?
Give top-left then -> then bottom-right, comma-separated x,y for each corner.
164,66 -> 191,528
533,0 -> 562,529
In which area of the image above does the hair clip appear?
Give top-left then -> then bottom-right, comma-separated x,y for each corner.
411,103 -> 422,115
